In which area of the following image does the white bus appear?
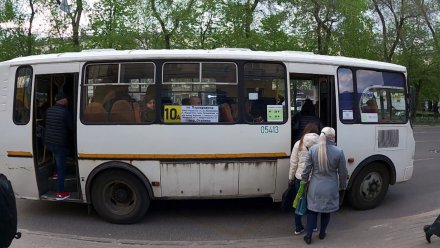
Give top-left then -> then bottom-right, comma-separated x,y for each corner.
0,49 -> 415,223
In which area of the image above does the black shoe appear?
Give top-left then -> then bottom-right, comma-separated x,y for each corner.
304,236 -> 312,245
319,232 -> 326,240
424,225 -> 432,243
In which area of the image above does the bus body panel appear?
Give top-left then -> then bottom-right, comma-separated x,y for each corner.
0,65 -> 39,198
76,124 -> 291,156
76,123 -> 290,199
337,123 -> 414,182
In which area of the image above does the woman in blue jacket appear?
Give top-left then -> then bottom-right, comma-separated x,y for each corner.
301,127 -> 348,245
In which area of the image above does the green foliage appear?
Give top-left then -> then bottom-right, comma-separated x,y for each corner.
86,0 -> 139,49
0,0 -> 437,110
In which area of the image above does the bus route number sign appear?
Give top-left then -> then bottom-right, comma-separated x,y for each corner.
164,105 -> 182,123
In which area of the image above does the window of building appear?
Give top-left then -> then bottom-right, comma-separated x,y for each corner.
357,70 -> 406,123
81,63 -> 155,124
161,62 -> 238,124
243,63 -> 287,123
13,66 -> 33,124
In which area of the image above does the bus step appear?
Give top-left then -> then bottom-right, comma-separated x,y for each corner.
41,191 -> 81,201
48,175 -> 78,193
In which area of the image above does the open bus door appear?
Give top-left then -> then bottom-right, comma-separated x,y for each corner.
290,74 -> 336,145
32,71 -> 81,201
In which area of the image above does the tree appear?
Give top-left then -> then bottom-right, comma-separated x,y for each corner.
372,0 -> 416,62
0,0 -> 31,60
54,0 -> 84,50
148,0 -> 196,49
87,0 -> 139,49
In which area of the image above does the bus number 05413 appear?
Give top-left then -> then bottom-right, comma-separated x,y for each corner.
260,126 -> 279,134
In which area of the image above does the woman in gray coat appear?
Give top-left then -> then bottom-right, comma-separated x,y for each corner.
301,127 -> 348,245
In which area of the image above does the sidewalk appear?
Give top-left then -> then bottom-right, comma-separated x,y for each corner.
10,209 -> 439,248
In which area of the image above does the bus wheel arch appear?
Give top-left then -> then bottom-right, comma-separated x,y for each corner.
86,161 -> 153,224
347,155 -> 395,210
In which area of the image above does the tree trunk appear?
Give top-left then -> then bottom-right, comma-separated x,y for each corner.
27,0 -> 35,55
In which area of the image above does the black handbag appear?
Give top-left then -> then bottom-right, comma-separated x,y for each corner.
281,182 -> 296,212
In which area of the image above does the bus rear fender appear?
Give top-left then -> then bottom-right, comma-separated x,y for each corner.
85,161 -> 154,204
347,155 -> 397,190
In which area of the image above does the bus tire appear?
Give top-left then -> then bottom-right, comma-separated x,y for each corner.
348,163 -> 390,210
91,170 -> 149,224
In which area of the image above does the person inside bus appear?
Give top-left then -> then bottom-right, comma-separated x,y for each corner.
301,127 -> 348,245
218,96 -> 236,123
103,85 -> 135,112
245,100 -> 264,123
363,99 -> 379,113
289,123 -> 319,235
189,96 -> 202,106
44,92 -> 73,201
181,98 -> 190,105
292,99 -> 322,144
141,88 -> 156,123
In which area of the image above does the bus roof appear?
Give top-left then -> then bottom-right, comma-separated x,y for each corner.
1,49 -> 406,72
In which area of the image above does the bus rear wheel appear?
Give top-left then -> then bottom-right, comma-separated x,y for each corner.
348,163 -> 390,210
91,170 -> 149,224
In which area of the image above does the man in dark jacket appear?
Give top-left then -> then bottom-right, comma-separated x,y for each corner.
45,92 -> 73,200
292,99 -> 323,144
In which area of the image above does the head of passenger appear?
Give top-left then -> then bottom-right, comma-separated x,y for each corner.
55,92 -> 68,107
318,127 -> 336,174
144,92 -> 155,111
365,99 -> 378,113
181,98 -> 190,105
299,123 -> 319,151
300,99 -> 315,116
190,96 -> 202,106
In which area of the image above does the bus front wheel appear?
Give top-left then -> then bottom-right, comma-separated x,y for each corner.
348,163 -> 390,210
91,170 -> 150,224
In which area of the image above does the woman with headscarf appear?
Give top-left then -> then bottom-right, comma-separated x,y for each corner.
301,127 -> 348,245
141,88 -> 156,122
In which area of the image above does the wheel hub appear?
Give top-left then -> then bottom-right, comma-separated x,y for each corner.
360,172 -> 382,201
113,187 -> 129,203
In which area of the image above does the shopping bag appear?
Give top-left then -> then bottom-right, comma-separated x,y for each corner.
295,195 -> 308,216
293,181 -> 306,209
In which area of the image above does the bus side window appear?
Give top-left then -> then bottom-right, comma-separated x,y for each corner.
243,63 -> 287,123
82,63 -> 154,124
13,66 -> 33,125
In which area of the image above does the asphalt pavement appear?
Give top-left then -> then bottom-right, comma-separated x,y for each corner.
10,208 -> 440,248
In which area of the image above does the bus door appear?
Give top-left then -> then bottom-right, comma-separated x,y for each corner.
290,74 -> 336,143
317,76 -> 336,129
32,67 -> 80,201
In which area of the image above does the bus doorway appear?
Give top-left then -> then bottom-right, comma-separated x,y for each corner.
33,73 -> 80,201
290,74 -> 336,144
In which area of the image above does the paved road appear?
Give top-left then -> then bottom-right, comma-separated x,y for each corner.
9,125 -> 440,247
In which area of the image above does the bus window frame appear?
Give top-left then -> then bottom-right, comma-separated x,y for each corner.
13,65 -> 33,125
337,66 -> 408,125
243,61 -> 288,125
80,61 -> 156,125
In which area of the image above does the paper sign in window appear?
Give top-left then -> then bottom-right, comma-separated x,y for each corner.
342,110 -> 353,120
249,93 -> 258,100
361,113 -> 378,122
164,105 -> 219,123
267,105 -> 283,122
181,106 -> 219,123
